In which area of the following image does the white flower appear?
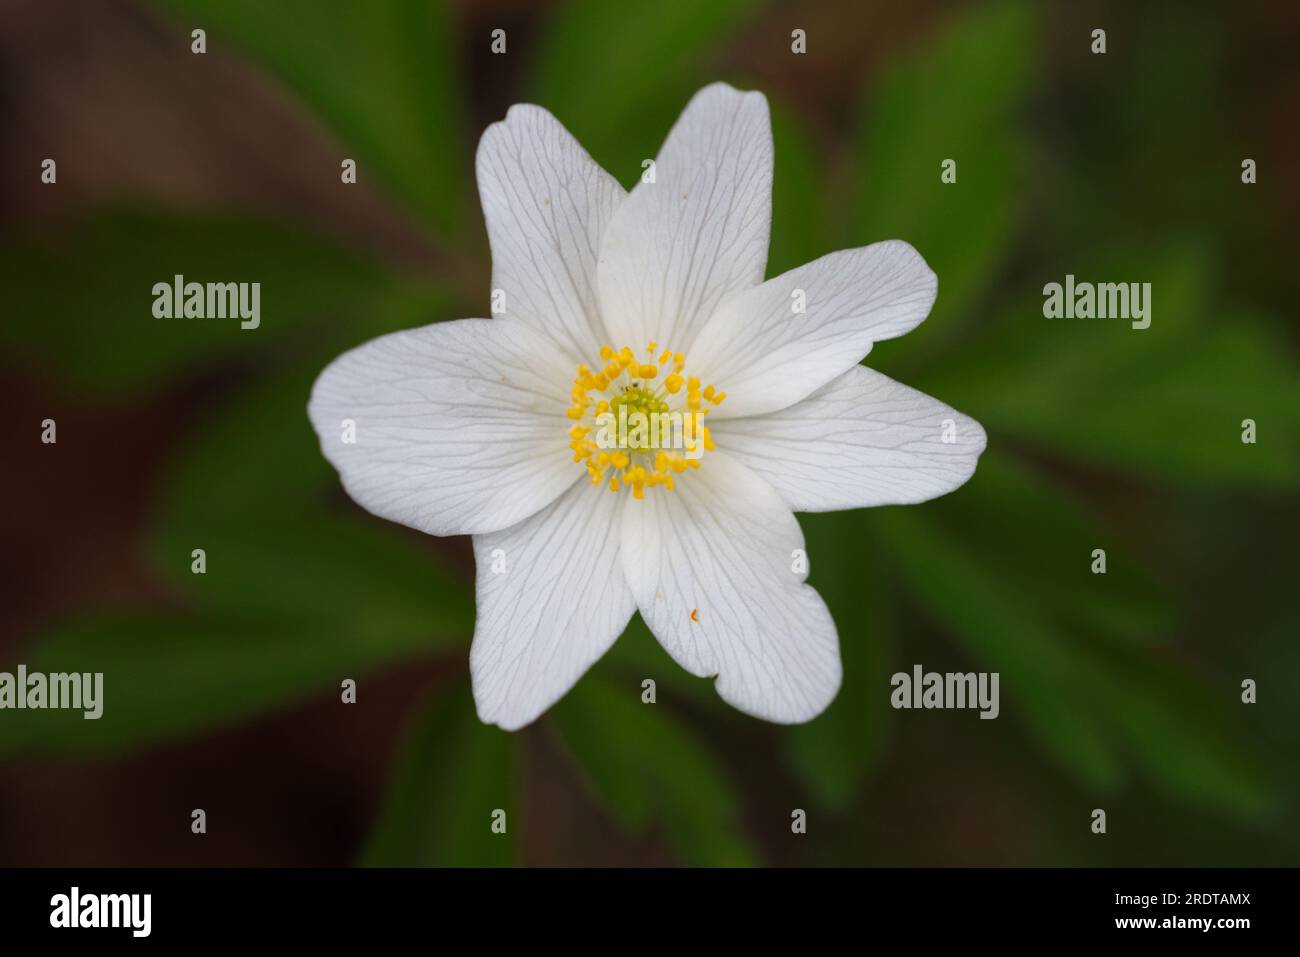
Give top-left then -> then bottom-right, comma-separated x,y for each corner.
308,83 -> 986,730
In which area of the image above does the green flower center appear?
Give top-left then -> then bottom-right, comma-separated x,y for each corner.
608,385 -> 670,451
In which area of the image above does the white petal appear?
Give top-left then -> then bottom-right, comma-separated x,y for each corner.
620,452 -> 841,723
598,83 -> 772,352
690,241 -> 937,419
477,104 -> 626,364
308,318 -> 578,537
712,365 -> 987,512
471,479 -> 636,730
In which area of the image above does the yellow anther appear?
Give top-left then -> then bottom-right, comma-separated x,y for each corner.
565,342 -> 724,498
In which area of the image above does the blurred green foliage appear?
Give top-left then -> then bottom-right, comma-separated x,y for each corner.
2,0 -> 1296,865
0,211 -> 399,394
532,0 -> 762,187
552,677 -> 758,866
363,688 -> 516,866
854,0 -> 1033,358
154,0 -> 469,234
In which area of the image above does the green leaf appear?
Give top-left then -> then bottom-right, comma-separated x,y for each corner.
880,505 -> 1124,792
0,209 -> 399,396
768,102 -> 826,278
1,344 -> 474,759
530,0 -> 761,185
150,359 -> 473,628
930,241 -> 1300,487
164,513 -> 473,636
853,0 -> 1037,364
911,453 -> 1171,646
998,316 -> 1299,487
0,611 -> 449,758
1092,645 -> 1273,817
598,614 -> 719,706
551,675 -> 759,866
783,513 -> 894,808
881,492 -> 1274,815
362,689 -> 517,866
152,0 -> 466,236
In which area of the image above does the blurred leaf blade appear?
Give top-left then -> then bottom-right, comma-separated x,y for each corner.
767,102 -> 825,278
881,483 -> 1275,815
530,0 -> 761,184
551,675 -> 759,866
784,513 -> 894,808
930,241 -> 1300,487
0,352 -> 474,759
0,209 -> 420,395
362,688 -> 516,866
914,452 -> 1172,645
0,610 -> 461,758
152,0 -> 467,236
854,0 -> 1037,365
150,359 -> 473,629
880,504 -> 1125,791
987,315 -> 1300,487
599,614 -> 720,707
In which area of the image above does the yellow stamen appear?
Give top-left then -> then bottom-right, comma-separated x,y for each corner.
563,342 -> 726,498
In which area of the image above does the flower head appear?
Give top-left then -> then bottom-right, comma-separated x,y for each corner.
308,83 -> 986,730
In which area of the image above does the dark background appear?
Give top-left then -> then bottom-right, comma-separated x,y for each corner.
0,0 -> 1296,866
